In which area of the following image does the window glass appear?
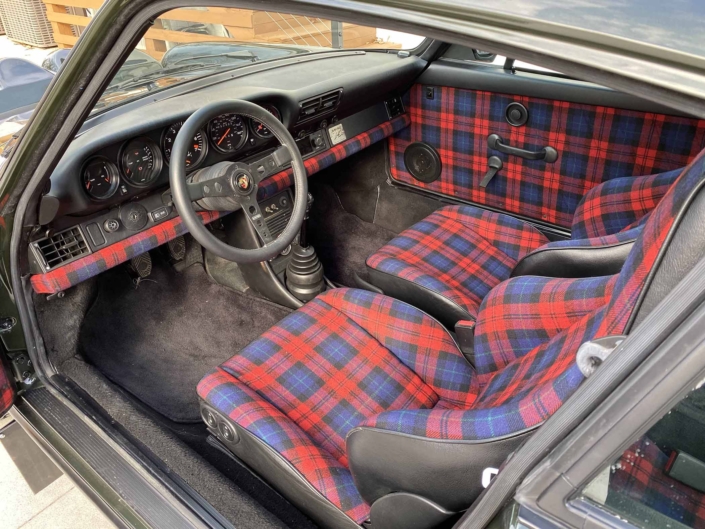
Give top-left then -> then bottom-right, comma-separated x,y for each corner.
581,384 -> 705,529
441,45 -> 560,75
85,8 -> 425,112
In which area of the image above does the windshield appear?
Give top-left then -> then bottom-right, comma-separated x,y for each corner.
86,8 -> 425,113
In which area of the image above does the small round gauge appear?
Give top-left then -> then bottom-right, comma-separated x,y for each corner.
82,157 -> 119,200
120,138 -> 161,187
162,121 -> 207,170
208,114 -> 248,153
250,105 -> 281,139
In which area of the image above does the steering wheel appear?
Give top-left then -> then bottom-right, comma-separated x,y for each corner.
169,100 -> 308,264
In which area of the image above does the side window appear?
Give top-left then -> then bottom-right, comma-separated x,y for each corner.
582,385 -> 705,529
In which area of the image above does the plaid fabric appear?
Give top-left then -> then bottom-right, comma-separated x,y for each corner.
199,288 -> 478,521
0,367 -> 13,414
389,84 -> 705,227
198,369 -> 370,523
571,169 -> 681,239
366,205 -> 548,320
601,150 -> 705,335
362,306 -> 606,439
538,225 -> 643,250
31,210 -> 224,294
610,437 -> 705,528
257,114 -> 410,200
473,275 -> 618,375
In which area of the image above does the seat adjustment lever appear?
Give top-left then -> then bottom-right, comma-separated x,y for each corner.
480,156 -> 503,187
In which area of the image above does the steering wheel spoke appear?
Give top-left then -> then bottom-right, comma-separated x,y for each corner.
239,197 -> 274,244
187,174 -> 233,201
248,145 -> 293,184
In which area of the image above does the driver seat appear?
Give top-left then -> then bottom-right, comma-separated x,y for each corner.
198,151 -> 705,529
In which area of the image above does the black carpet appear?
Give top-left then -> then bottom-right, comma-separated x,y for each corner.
79,260 -> 291,422
308,182 -> 396,286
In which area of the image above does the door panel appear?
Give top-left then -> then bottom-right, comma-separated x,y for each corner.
389,82 -> 705,228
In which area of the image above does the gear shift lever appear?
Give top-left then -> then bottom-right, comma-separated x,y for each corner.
285,193 -> 325,301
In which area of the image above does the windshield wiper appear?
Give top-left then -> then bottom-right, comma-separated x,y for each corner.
171,51 -> 258,65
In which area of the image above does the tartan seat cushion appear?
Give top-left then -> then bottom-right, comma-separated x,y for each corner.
365,205 -> 549,326
366,168 -> 682,327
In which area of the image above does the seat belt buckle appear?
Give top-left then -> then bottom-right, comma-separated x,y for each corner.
482,467 -> 498,488
576,335 -> 627,377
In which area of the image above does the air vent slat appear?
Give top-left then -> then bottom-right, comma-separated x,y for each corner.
267,209 -> 293,239
32,226 -> 91,272
297,89 -> 343,124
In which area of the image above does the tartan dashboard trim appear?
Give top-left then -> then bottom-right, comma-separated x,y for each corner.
30,210 -> 224,295
389,84 -> 705,228
257,114 -> 411,200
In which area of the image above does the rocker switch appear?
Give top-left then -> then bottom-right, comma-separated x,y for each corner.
480,156 -> 503,188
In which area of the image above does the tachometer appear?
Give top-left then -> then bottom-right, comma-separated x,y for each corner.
162,121 -> 207,169
120,138 -> 161,187
82,157 -> 119,200
250,105 -> 281,139
208,114 -> 248,153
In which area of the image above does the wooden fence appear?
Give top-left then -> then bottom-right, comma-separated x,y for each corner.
40,3 -> 397,60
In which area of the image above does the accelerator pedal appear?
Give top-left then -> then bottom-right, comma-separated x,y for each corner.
167,236 -> 186,261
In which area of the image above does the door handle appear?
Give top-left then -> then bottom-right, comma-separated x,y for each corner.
488,134 -> 558,163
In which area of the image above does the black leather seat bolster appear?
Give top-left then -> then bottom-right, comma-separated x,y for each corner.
346,426 -> 532,512
201,403 -> 361,529
366,266 -> 473,328
511,240 -> 635,278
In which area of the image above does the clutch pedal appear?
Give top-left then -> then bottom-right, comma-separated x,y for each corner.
129,252 -> 152,278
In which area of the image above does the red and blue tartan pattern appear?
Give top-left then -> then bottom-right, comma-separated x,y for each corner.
537,225 -> 643,250
366,205 -> 548,320
472,275 -> 618,375
257,114 -> 411,201
610,437 -> 705,528
30,210 -> 225,294
0,367 -> 13,414
389,84 -> 705,227
571,169 -> 681,239
600,150 -> 705,335
197,369 -> 370,523
362,306 -> 606,439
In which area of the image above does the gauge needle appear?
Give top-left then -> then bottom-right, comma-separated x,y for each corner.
217,128 -> 231,145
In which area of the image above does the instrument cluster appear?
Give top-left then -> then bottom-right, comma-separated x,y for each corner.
81,105 -> 281,201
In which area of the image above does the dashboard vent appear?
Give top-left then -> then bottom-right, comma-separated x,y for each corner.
385,96 -> 405,119
32,226 -> 90,271
297,89 -> 343,123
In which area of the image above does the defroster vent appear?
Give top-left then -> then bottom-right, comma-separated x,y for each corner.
32,226 -> 91,271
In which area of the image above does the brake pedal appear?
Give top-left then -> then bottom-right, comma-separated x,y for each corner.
168,236 -> 186,261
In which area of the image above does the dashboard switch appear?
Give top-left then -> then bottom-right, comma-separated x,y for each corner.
151,206 -> 170,222
103,218 -> 120,233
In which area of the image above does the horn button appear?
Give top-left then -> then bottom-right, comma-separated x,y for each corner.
231,170 -> 254,195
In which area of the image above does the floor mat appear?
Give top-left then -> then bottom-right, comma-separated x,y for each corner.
308,182 -> 396,286
79,259 -> 291,422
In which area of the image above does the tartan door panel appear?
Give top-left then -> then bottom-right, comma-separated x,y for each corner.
389,84 -> 705,228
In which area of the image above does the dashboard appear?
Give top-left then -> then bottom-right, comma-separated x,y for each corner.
29,50 -> 425,276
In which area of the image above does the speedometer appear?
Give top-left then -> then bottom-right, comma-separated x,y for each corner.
120,138 -> 161,187
250,105 -> 281,139
208,114 -> 248,153
162,121 -> 207,170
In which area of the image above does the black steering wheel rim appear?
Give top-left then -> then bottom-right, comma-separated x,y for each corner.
169,99 -> 308,263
